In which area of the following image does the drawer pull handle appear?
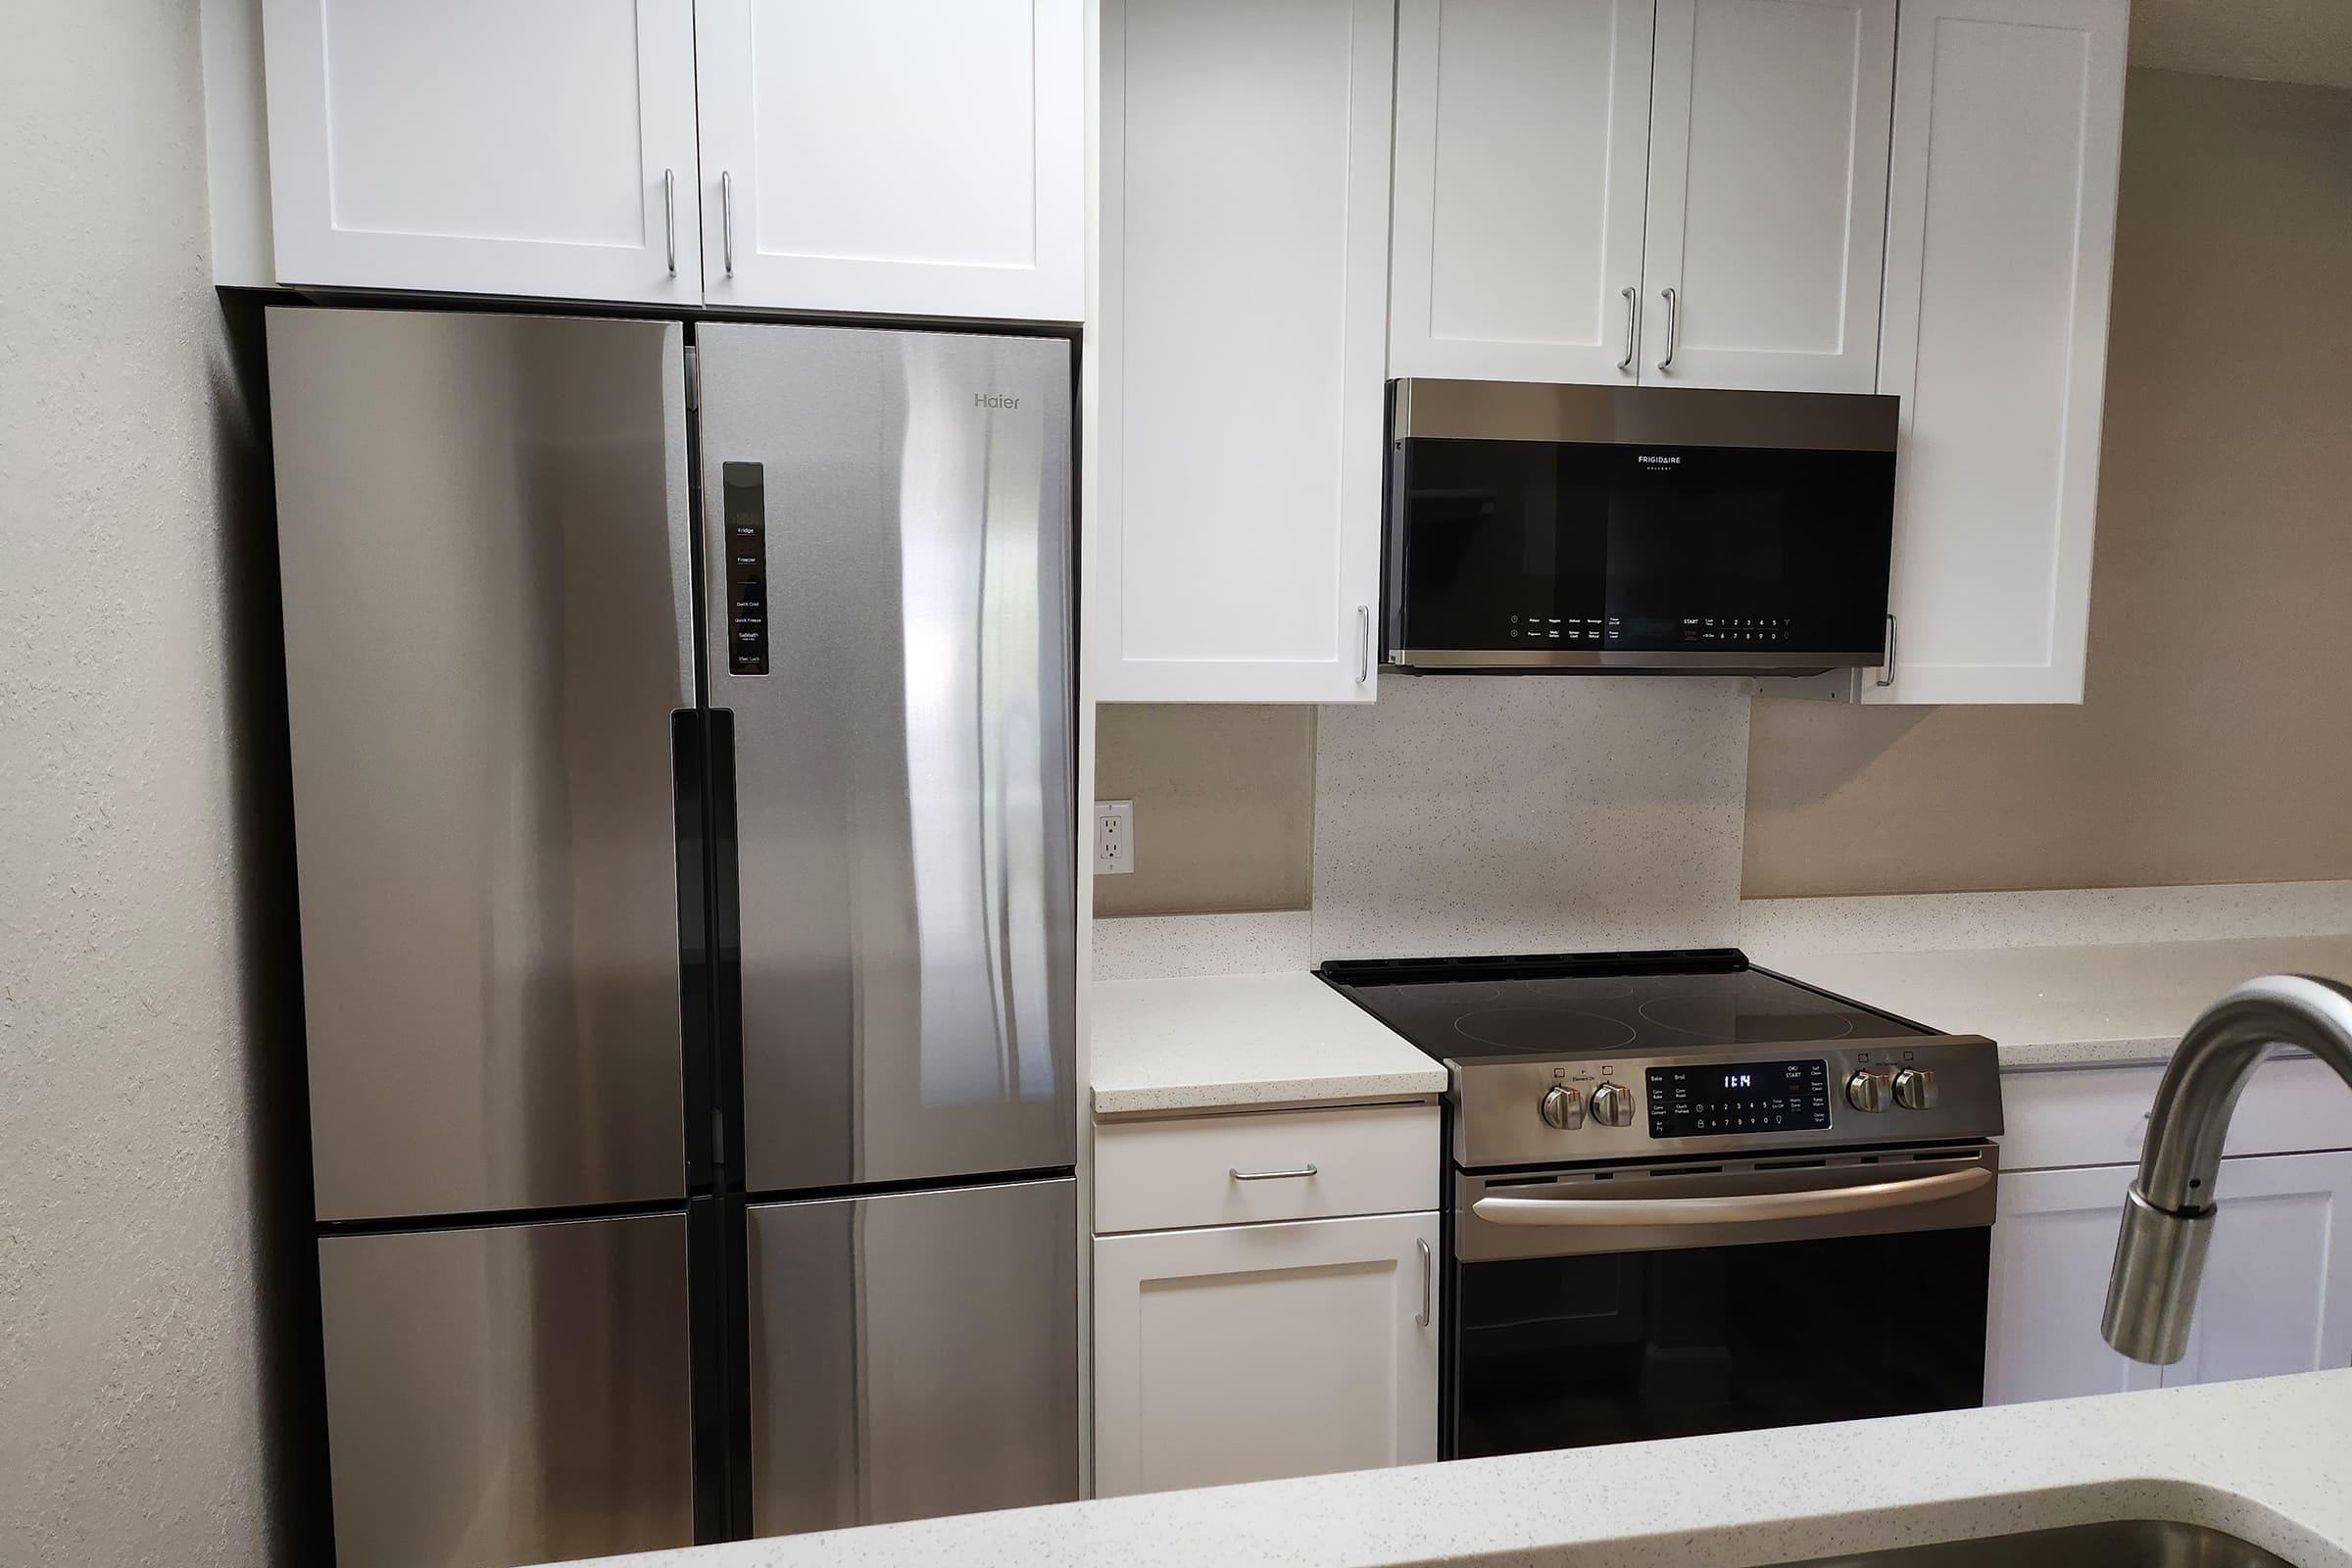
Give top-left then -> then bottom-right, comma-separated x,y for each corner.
1230,1163 -> 1318,1183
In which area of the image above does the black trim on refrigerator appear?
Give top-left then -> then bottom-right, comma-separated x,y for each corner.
680,326 -> 743,1545
705,707 -> 755,1538
740,1165 -> 1080,1210
685,1193 -> 729,1541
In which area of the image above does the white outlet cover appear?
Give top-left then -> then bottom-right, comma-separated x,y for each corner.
1094,799 -> 1134,875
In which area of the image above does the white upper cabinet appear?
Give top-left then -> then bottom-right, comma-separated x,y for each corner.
1387,0 -> 1893,392
1867,0 -> 2128,704
1095,0 -> 1394,704
692,0 -> 1084,320
1389,0 -> 1655,384
1639,0 -> 1895,392
261,0 -> 704,305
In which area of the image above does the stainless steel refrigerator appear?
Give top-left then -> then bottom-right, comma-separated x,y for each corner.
268,308 -> 1078,1567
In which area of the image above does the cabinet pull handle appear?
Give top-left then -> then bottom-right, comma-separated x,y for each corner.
1416,1238 -> 1433,1329
1658,286 -> 1679,372
663,169 -> 677,276
1618,286 -> 1639,373
1357,605 -> 1372,685
721,171 -> 736,276
1229,1164 -> 1318,1183
1877,612 -> 1897,688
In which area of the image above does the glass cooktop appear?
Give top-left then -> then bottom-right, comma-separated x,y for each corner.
1317,949 -> 1931,1062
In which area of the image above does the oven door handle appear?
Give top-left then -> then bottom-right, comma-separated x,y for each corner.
1470,1166 -> 1990,1227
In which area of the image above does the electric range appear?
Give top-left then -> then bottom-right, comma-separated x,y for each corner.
1318,948 -> 2006,1460
1318,947 -> 2004,1168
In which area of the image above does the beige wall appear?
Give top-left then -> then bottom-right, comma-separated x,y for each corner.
1093,705 -> 1317,915
1,5 -> 291,1561
1743,69 -> 2352,898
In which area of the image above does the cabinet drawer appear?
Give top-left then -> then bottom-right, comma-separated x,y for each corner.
2000,1056 -> 2352,1172
1094,1106 -> 1438,1235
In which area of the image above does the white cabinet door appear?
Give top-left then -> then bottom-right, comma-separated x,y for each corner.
1867,0 -> 2128,704
1638,0 -> 1894,392
1389,0 -> 1655,384
1096,0 -> 1393,703
1984,1164 -> 2161,1405
1094,1212 -> 1439,1496
693,0 -> 1083,320
2158,1151 -> 2352,1390
262,0 -> 703,304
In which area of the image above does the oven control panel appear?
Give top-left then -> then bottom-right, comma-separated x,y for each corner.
1645,1058 -> 1830,1138
1446,1038 -> 2004,1169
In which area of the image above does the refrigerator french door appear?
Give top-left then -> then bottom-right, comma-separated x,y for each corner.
270,308 -> 1078,1567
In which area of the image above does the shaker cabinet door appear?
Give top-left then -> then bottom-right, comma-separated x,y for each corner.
1096,0 -> 1394,704
1638,0 -> 1895,392
2155,1151 -> 2352,1391
1868,0 -> 2128,704
1984,1164 -> 2161,1406
1093,1212 -> 1439,1496
1988,1154 -> 2352,1406
261,0 -> 704,304
1388,0 -> 1656,385
692,0 -> 1084,320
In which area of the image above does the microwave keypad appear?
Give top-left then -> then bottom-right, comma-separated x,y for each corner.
1684,617 -> 1795,646
1507,614 -> 1602,643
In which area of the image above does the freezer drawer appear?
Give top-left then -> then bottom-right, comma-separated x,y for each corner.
317,1212 -> 694,1568
747,1176 -> 1079,1535
696,322 -> 1077,1194
270,308 -> 695,1221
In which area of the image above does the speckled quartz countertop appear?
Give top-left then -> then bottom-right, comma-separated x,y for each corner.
559,1369 -> 2352,1568
1756,934 -> 2352,1069
1090,971 -> 1446,1117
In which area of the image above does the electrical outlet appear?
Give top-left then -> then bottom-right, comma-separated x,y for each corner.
1094,800 -> 1135,875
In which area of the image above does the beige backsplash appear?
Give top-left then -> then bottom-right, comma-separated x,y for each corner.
1097,69 -> 2352,924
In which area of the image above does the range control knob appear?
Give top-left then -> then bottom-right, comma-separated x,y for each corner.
1540,1084 -> 1585,1131
1845,1069 -> 1894,1113
1590,1081 -> 1636,1128
1892,1067 -> 1939,1111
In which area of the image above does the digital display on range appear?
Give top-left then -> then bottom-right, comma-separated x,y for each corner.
1646,1058 -> 1831,1138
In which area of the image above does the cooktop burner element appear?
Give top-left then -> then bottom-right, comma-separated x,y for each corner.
1317,948 -> 2003,1168
1326,953 -> 1924,1059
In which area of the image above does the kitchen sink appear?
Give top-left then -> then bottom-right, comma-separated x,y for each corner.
1770,1520 -> 2300,1568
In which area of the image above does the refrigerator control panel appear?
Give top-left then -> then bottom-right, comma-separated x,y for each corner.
722,462 -> 768,675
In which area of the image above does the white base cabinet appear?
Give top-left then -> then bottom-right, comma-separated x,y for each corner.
1093,1210 -> 1439,1497
1985,1060 -> 2352,1407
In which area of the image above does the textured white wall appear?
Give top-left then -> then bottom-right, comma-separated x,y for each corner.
0,4 -> 277,1562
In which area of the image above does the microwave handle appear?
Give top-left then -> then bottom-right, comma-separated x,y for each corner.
1877,612 -> 1897,688
1471,1166 -> 1988,1228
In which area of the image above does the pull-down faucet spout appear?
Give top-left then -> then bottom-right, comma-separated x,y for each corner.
2103,974 -> 2352,1364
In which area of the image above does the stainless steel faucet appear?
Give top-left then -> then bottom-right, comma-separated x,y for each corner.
2103,974 -> 2352,1363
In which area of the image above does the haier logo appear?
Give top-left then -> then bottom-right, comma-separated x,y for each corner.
974,393 -> 1021,410
1636,453 -> 1681,466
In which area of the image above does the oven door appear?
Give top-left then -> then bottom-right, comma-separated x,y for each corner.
1446,1145 -> 1995,1459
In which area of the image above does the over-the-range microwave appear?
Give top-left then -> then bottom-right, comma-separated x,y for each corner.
1382,379 -> 1898,675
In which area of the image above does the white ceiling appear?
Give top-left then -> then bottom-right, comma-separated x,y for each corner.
2131,0 -> 2352,90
